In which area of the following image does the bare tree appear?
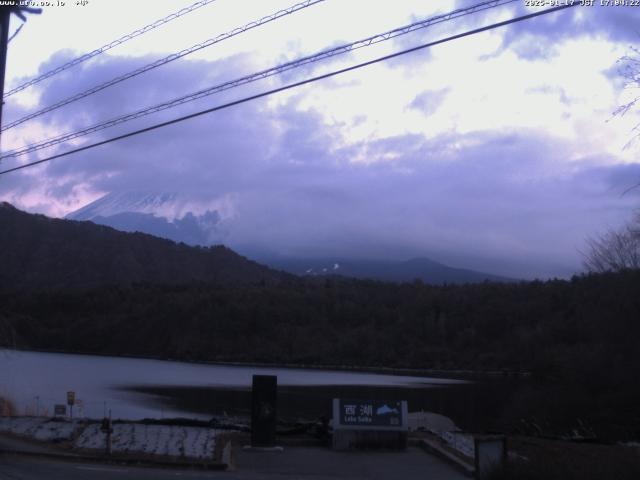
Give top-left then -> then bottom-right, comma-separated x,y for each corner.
614,45 -> 640,151
583,211 -> 640,273
584,47 -> 640,272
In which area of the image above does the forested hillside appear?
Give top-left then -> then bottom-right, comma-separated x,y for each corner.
2,271 -> 638,374
0,202 -> 286,289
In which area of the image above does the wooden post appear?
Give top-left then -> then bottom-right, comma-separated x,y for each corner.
0,4 -> 42,147
0,6 -> 11,136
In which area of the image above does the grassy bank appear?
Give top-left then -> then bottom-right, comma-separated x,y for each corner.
488,437 -> 640,480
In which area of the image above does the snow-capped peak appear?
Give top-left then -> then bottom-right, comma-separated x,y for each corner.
65,191 -> 233,247
66,191 -> 234,222
67,192 -> 178,220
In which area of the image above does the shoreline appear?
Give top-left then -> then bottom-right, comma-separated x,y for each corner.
1,347 -> 530,380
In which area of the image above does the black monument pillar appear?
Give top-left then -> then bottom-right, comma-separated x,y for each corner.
251,374 -> 277,447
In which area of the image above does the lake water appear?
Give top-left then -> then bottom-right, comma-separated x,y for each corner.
0,350 -> 468,421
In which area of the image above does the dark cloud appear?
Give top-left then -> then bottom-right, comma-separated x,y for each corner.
494,5 -> 638,61
425,1 -> 640,61
409,88 -> 450,115
4,49 -> 254,132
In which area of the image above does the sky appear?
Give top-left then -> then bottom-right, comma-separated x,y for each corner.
0,0 -> 639,279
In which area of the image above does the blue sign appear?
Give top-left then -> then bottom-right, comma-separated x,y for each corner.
339,399 -> 403,427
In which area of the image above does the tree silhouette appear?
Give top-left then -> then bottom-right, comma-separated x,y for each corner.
583,210 -> 640,273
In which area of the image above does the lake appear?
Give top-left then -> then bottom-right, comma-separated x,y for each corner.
1,349 -> 474,421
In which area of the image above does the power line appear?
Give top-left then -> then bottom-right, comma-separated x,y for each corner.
0,0 -> 517,160
1,0 -> 325,132
3,0 -> 218,98
7,23 -> 24,44
0,3 -> 579,177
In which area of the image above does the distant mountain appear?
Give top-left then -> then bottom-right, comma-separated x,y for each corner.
69,192 -> 515,285
66,191 -> 225,246
0,202 -> 286,290
262,256 -> 516,284
68,191 -> 180,219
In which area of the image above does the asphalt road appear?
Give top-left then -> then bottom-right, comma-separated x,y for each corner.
0,456 -> 218,480
1,446 -> 468,479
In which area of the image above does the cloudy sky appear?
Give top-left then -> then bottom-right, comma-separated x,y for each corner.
1,0 -> 639,278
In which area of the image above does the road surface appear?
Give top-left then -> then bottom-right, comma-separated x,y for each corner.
1,446 -> 468,479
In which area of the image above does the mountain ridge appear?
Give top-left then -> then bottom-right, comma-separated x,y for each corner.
0,202 -> 286,290
257,255 -> 517,284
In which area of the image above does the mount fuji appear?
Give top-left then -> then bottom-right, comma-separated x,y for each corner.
66,191 -> 226,246
68,191 -> 516,284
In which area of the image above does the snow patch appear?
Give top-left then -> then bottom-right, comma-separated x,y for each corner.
0,417 -> 82,441
440,431 -> 475,458
408,411 -> 475,458
74,423 -> 219,459
0,417 -> 222,459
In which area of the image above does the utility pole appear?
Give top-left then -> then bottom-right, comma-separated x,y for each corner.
0,6 -> 11,134
0,4 -> 41,147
